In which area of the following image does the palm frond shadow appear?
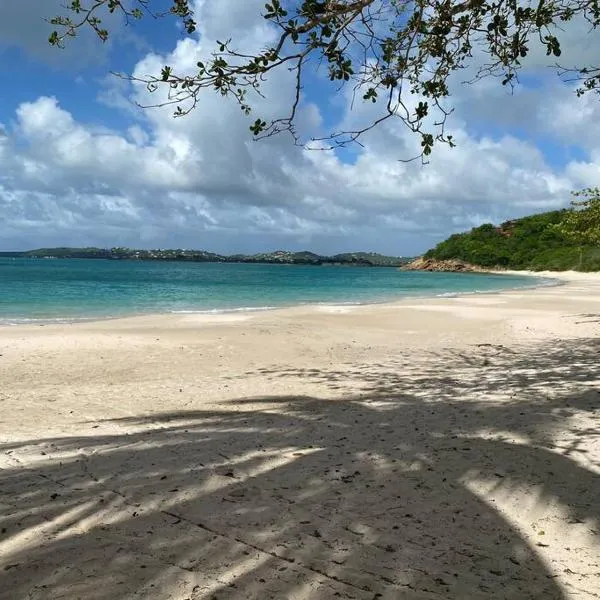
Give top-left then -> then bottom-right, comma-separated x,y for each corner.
1,338 -> 599,599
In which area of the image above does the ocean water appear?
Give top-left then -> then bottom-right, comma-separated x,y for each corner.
0,258 -> 553,324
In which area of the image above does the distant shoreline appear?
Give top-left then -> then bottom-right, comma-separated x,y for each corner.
0,248 -> 411,267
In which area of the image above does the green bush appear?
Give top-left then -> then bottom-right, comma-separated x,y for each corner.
425,209 -> 599,271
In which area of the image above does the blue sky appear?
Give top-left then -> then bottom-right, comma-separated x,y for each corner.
0,0 -> 599,256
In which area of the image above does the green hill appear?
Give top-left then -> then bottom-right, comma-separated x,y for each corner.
424,209 -> 600,271
21,247 -> 113,259
5,247 -> 409,267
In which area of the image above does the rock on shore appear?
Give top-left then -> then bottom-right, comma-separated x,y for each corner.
400,257 -> 486,272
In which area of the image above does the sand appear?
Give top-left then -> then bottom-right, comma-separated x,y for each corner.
0,271 -> 599,599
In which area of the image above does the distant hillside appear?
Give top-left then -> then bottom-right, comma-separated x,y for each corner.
2,247 -> 410,267
422,210 -> 600,271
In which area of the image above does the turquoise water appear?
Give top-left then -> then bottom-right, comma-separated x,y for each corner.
0,258 -> 553,324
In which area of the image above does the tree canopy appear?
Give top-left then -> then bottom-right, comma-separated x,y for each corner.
424,205 -> 600,271
557,187 -> 600,246
49,0 -> 600,159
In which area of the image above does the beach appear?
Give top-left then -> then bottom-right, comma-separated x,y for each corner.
1,271 -> 599,599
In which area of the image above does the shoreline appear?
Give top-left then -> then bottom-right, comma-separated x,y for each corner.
0,270 -> 563,328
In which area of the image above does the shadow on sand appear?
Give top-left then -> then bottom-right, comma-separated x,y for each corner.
1,338 -> 599,599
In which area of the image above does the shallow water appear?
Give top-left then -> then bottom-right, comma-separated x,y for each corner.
0,258 -> 554,323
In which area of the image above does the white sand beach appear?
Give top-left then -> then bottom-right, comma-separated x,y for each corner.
0,271 -> 599,599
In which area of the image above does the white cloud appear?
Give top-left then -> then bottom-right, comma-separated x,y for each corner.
0,0 -> 598,255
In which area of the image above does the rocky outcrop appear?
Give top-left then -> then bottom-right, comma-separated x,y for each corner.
400,257 -> 486,272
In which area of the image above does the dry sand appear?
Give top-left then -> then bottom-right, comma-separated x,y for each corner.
0,271 -> 599,599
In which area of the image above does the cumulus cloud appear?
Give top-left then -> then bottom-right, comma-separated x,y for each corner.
0,0 -> 598,254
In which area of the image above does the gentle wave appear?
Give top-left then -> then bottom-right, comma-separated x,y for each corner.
0,316 -> 95,326
434,277 -> 561,298
170,306 -> 278,314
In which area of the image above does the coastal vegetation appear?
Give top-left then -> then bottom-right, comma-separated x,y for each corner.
0,248 -> 409,267
422,189 -> 600,271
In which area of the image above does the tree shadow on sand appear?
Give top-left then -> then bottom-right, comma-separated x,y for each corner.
1,338 -> 599,599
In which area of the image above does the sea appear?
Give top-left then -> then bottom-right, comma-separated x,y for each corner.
0,258 -> 555,324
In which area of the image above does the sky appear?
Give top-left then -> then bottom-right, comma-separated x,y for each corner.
0,0 -> 599,256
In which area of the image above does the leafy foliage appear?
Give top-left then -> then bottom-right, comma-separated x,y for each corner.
48,0 -> 600,160
556,187 -> 600,246
425,202 -> 600,271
